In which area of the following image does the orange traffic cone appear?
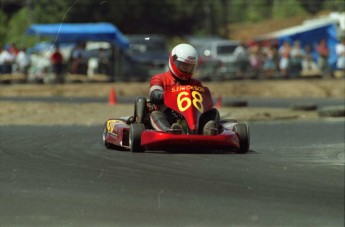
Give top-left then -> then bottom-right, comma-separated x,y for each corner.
108,87 -> 117,105
215,95 -> 222,108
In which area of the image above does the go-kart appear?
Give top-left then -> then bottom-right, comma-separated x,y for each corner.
102,85 -> 250,153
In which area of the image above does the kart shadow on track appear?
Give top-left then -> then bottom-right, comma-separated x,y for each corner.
106,147 -> 258,155
147,149 -> 258,155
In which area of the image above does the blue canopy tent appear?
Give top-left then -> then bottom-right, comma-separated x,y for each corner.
27,22 -> 129,80
27,22 -> 129,49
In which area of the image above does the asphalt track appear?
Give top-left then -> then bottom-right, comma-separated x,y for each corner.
0,120 -> 344,227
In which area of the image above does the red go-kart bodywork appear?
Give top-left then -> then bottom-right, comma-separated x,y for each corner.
103,85 -> 250,153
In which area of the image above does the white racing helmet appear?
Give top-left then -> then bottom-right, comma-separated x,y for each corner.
169,43 -> 198,81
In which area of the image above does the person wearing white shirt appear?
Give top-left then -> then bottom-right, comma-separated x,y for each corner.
0,46 -> 15,74
16,46 -> 31,80
335,37 -> 345,70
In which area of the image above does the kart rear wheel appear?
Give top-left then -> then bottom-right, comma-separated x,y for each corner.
129,123 -> 145,153
233,123 -> 250,154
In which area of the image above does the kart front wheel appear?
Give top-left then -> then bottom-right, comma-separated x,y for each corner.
134,96 -> 147,123
234,123 -> 250,154
129,123 -> 145,153
103,127 -> 112,149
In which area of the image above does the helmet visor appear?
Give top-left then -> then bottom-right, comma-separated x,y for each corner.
174,60 -> 196,74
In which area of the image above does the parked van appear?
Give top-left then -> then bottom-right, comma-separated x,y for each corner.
188,37 -> 239,62
188,36 -> 240,80
122,34 -> 169,81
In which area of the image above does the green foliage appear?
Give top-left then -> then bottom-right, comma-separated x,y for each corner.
246,1 -> 270,22
32,0 -> 70,23
0,0 -> 342,47
6,8 -> 36,47
272,0 -> 308,19
298,0 -> 325,14
0,11 -> 7,44
323,0 -> 345,11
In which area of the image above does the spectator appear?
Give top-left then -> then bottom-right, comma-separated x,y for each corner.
316,38 -> 329,77
97,47 -> 110,75
248,44 -> 263,79
0,45 -> 3,74
301,44 -> 320,77
278,41 -> 291,78
50,45 -> 64,83
335,36 -> 345,77
16,46 -> 31,81
8,42 -> 19,57
290,40 -> 305,77
71,42 -> 88,75
233,41 -> 250,78
0,45 -> 15,74
262,43 -> 278,79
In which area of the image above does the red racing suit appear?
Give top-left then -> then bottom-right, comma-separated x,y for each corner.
149,70 -> 202,110
148,71 -> 219,133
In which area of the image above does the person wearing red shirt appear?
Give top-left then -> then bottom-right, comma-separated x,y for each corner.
149,43 -> 220,135
316,38 -> 329,76
50,45 -> 64,83
8,42 -> 19,56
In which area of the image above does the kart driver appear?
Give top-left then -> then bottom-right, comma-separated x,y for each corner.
149,43 -> 220,135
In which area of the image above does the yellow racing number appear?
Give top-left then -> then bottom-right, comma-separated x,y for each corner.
177,91 -> 191,112
192,91 -> 204,112
177,91 -> 204,113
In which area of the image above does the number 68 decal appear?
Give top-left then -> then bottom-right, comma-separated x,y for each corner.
177,91 -> 204,113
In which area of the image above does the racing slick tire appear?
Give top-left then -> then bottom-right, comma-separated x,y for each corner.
129,123 -> 145,153
102,127 -> 112,149
134,96 -> 147,123
233,123 -> 250,154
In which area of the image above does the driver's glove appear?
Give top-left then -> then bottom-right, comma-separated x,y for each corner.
150,89 -> 164,104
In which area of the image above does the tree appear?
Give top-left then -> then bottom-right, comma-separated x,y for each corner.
30,0 -> 70,24
0,10 -> 8,43
0,0 -> 342,46
272,0 -> 307,19
5,8 -> 36,47
298,0 -> 324,14
323,0 -> 345,11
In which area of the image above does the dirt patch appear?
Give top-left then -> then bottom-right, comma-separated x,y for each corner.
1,79 -> 344,98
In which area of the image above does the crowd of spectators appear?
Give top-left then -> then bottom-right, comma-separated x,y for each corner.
0,41 -> 112,83
0,43 -> 31,80
48,41 -> 92,83
232,36 -> 345,79
1,37 -> 344,83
